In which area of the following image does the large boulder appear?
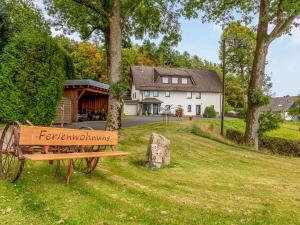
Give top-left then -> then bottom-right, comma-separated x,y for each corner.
146,133 -> 170,168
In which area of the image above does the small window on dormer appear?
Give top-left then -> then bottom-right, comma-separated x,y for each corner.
144,90 -> 150,97
182,78 -> 188,84
162,77 -> 168,84
172,77 -> 178,84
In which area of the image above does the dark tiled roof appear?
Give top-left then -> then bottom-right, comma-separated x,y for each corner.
261,96 -> 297,112
131,66 -> 222,92
65,79 -> 109,90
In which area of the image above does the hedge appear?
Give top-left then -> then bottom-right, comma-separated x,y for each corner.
226,129 -> 300,157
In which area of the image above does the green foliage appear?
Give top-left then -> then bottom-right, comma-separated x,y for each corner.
249,89 -> 270,107
224,102 -> 233,113
203,106 -> 217,118
227,128 -> 300,157
221,22 -> 255,76
258,111 -> 283,137
260,136 -> 300,157
236,108 -> 246,119
288,95 -> 300,121
110,80 -> 128,101
226,129 -> 244,144
0,31 -> 66,125
0,2 -> 12,54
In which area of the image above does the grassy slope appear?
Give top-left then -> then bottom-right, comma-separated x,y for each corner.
198,119 -> 300,141
1,121 -> 300,225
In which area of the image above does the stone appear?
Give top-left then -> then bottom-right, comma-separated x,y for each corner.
146,133 -> 170,168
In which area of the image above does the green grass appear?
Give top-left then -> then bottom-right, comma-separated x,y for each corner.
197,119 -> 300,141
1,121 -> 300,224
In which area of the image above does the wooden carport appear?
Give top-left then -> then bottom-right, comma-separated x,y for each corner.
63,79 -> 109,122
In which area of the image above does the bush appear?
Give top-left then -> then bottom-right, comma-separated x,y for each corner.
203,106 -> 217,118
226,129 -> 300,157
226,129 -> 244,144
260,136 -> 300,157
0,31 -> 67,125
236,108 -> 246,119
258,111 -> 283,137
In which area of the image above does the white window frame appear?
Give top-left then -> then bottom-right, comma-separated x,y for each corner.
165,91 -> 170,97
182,77 -> 188,84
144,90 -> 150,97
153,90 -> 159,97
195,92 -> 201,99
186,91 -> 192,99
162,77 -> 169,84
172,77 -> 178,84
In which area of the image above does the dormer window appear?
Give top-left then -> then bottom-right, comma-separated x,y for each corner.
162,77 -> 168,84
144,90 -> 150,97
182,77 -> 188,84
172,77 -> 178,84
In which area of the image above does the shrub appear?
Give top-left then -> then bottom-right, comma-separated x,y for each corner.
260,136 -> 300,157
226,129 -> 244,144
226,129 -> 300,157
258,111 -> 283,137
203,106 -> 217,118
0,31 -> 67,125
236,108 -> 246,119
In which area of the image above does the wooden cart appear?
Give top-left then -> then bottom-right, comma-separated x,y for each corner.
0,122 -> 129,184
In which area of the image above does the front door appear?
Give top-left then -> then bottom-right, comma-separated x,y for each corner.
196,105 -> 201,116
153,104 -> 159,115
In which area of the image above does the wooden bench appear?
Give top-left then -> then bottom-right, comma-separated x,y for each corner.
0,124 -> 129,184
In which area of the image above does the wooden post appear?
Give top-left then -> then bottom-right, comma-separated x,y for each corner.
66,159 -> 73,185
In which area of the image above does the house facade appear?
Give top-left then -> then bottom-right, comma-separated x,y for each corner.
124,66 -> 223,116
261,96 -> 299,121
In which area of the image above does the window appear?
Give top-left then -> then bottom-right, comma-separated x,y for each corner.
162,77 -> 169,84
182,77 -> 188,84
165,105 -> 171,110
188,105 -> 192,112
144,90 -> 150,97
165,91 -> 170,97
132,92 -> 136,99
195,92 -> 201,99
172,77 -> 178,84
186,91 -> 192,99
153,91 -> 159,97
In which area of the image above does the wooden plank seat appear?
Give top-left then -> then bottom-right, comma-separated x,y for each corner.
24,151 -> 129,161
16,125 -> 128,184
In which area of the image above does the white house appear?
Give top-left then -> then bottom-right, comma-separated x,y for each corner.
124,66 -> 223,117
261,96 -> 299,121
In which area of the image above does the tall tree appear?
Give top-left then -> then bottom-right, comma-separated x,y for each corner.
220,22 -> 256,108
0,1 -> 12,54
184,0 -> 300,148
44,0 -> 182,130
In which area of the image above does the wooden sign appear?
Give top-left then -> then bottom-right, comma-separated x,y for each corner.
19,125 -> 118,146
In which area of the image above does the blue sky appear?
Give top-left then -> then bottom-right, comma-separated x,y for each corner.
176,18 -> 300,97
35,1 -> 299,97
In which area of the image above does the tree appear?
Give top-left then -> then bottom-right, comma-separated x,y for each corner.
0,1 -> 12,54
288,95 -> 300,123
220,22 -> 256,108
44,0 -> 182,130
184,0 -> 300,149
0,1 -> 71,125
71,42 -> 107,81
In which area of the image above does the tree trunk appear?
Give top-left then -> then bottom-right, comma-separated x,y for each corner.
106,0 -> 122,131
244,0 -> 270,149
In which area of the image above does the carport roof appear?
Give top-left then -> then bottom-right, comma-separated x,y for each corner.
65,79 -> 109,90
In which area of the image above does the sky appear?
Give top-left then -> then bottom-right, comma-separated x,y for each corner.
35,1 -> 299,97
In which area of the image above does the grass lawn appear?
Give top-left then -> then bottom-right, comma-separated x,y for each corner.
197,119 -> 300,141
1,121 -> 300,224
